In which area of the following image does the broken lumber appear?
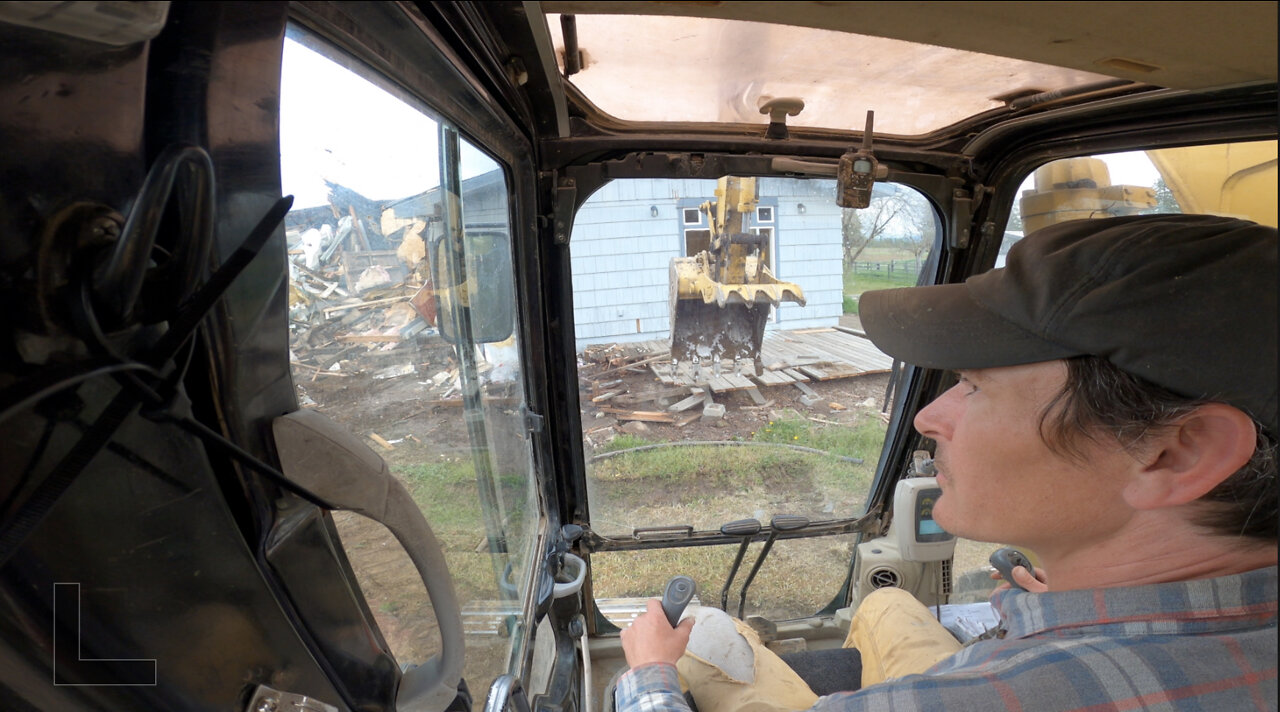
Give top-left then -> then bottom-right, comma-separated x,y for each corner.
323,295 -> 410,319
667,393 -> 706,413
793,381 -> 819,398
673,412 -> 701,427
336,333 -> 402,344
598,407 -> 676,423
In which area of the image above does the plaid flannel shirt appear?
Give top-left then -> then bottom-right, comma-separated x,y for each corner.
616,566 -> 1277,712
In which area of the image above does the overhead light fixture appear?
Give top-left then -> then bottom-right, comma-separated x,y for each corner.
650,205 -> 660,218
797,203 -> 807,214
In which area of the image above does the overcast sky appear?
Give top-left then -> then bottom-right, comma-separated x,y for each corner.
280,38 -> 495,209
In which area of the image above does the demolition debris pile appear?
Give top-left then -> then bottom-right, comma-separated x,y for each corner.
576,331 -> 892,447
285,181 -> 456,396
283,182 -> 892,444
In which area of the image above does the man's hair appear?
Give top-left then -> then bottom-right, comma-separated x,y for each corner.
1038,355 -> 1277,541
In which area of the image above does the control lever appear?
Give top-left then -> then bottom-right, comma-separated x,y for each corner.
736,514 -> 809,619
717,518 -> 762,611
990,547 -> 1036,591
661,575 -> 697,628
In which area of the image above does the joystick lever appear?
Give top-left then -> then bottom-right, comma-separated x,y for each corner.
661,575 -> 696,628
990,547 -> 1036,592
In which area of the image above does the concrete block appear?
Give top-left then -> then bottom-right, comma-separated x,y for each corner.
702,403 -> 726,419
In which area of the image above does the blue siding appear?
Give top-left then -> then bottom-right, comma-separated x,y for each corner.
569,178 -> 844,348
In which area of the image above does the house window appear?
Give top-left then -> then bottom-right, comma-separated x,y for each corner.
683,207 -> 702,225
684,228 -> 711,256
756,205 -> 774,223
750,226 -> 775,266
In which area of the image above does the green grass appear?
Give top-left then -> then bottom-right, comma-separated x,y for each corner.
396,459 -> 483,531
754,414 -> 884,461
844,268 -> 919,297
596,432 -> 654,453
373,411 -> 891,625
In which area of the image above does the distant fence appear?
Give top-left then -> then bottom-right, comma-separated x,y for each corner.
850,258 -> 924,277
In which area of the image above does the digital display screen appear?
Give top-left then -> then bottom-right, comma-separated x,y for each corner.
918,519 -> 946,536
915,487 -> 952,542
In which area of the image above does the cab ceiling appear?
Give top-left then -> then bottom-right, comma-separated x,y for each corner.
541,1 -> 1278,90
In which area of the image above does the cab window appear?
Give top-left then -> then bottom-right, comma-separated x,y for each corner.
571,177 -> 938,623
280,27 -> 540,704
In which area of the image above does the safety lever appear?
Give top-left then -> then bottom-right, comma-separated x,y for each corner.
736,514 -> 809,619
717,518 -> 762,611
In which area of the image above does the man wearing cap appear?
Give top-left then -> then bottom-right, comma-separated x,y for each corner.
615,214 -> 1277,711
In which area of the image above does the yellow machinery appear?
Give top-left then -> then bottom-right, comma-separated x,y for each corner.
669,176 -> 805,375
1147,142 -> 1277,228
1020,141 -> 1277,233
1018,158 -> 1156,234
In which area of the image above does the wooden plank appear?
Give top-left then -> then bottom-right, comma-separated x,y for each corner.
324,295 -> 410,319
793,380 -> 819,398
649,362 -> 680,386
598,408 -> 676,423
789,327 -> 837,335
613,386 -> 691,406
336,333 -> 402,344
797,365 -> 829,380
833,325 -> 868,338
673,411 -> 701,427
668,393 -> 706,413
590,353 -> 669,379
705,375 -> 735,393
426,396 -> 523,407
782,368 -> 810,382
745,387 -> 768,406
752,370 -> 795,386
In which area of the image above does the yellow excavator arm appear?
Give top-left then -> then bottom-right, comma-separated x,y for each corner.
668,176 -> 806,376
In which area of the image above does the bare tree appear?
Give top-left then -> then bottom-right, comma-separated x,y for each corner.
899,200 -> 935,262
842,192 -> 909,268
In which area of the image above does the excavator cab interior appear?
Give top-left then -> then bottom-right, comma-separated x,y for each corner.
0,2 -> 1274,711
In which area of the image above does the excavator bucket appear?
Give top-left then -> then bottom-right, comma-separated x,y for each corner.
668,177 -> 805,375
669,299 -> 772,371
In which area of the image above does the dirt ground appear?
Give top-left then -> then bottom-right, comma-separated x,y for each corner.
296,314 -> 892,456
581,369 -> 892,448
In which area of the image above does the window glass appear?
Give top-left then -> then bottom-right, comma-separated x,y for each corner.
572,177 -> 937,619
1002,142 -> 1278,261
280,28 -> 539,707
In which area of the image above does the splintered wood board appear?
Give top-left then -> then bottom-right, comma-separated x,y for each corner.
752,370 -> 797,386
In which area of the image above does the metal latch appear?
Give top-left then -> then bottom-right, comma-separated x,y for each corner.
520,403 -> 544,435
246,685 -> 338,712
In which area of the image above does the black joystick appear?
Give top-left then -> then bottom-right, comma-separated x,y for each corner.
661,575 -> 696,627
990,547 -> 1036,591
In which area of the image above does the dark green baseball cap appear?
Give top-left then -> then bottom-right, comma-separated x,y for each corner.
860,214 -> 1278,434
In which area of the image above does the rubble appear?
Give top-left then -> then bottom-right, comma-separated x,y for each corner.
286,181 -> 462,399
285,183 -> 888,442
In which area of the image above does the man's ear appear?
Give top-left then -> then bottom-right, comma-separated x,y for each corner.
1122,404 -> 1258,510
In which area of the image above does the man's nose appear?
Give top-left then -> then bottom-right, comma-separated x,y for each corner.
913,388 -> 954,438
